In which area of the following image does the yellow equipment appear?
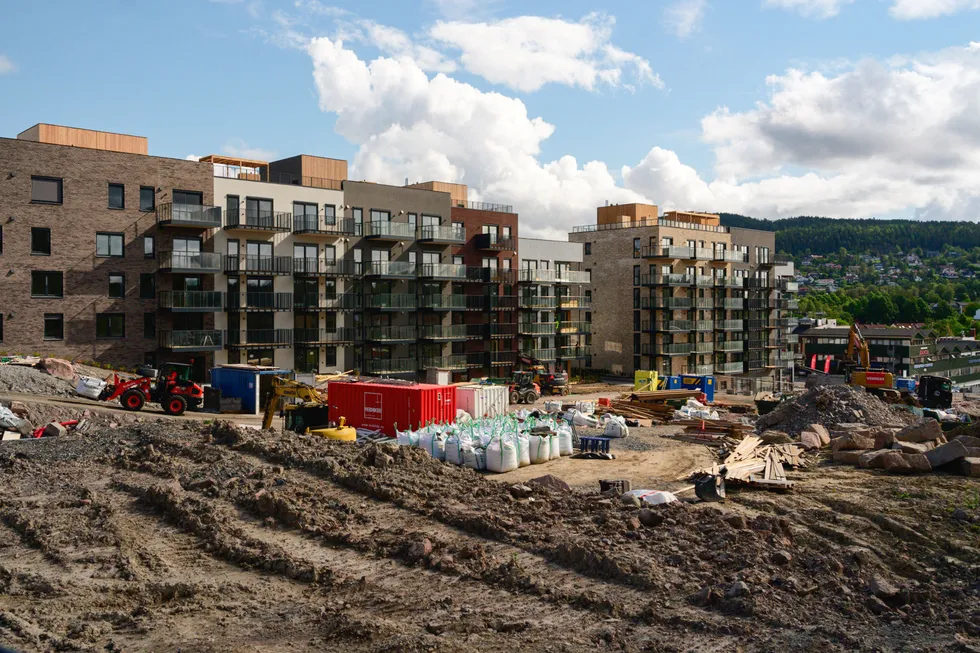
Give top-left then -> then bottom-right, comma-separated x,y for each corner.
308,416 -> 357,441
845,324 -> 871,370
261,376 -> 329,430
844,324 -> 900,401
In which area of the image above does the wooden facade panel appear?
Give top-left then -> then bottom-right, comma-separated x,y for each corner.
300,155 -> 348,182
18,123 -> 148,155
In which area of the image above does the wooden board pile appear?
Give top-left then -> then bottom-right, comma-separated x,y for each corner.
605,389 -> 704,422
693,435 -> 807,491
670,418 -> 753,447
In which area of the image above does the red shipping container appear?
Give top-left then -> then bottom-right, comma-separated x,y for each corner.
327,381 -> 457,437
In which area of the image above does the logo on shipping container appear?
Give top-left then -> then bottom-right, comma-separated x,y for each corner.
364,392 -> 383,419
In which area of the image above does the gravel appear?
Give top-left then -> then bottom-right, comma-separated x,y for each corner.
0,364 -> 75,397
755,384 -> 918,436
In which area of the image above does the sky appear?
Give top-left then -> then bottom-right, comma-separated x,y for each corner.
1,0 -> 979,238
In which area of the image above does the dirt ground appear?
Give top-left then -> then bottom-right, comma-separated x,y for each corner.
0,410 -> 978,652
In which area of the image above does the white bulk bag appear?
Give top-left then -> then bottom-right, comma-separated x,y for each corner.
575,401 -> 595,415
528,434 -> 551,464
445,433 -> 467,465
557,423 -> 574,456
515,433 -> 531,467
544,400 -> 563,413
603,415 -> 630,439
486,436 -> 519,473
463,446 -> 487,471
396,428 -> 420,448
548,434 -> 561,460
622,489 -> 678,506
76,376 -> 107,400
420,430 -> 447,461
573,412 -> 599,428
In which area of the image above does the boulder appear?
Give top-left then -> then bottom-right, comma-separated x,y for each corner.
833,449 -> 868,465
953,435 -> 980,448
924,440 -> 970,469
406,538 -> 433,561
858,450 -> 890,469
880,451 -> 913,474
951,457 -> 980,478
724,514 -> 748,530
869,574 -> 899,599
873,429 -> 896,450
892,440 -> 933,455
727,580 -> 750,598
832,434 -> 875,452
903,453 -> 932,473
895,419 -> 943,444
808,424 -> 831,446
38,358 -> 78,383
637,509 -> 665,528
800,431 -> 823,450
528,474 -> 571,493
8,401 -> 28,417
761,431 -> 793,444
771,550 -> 793,565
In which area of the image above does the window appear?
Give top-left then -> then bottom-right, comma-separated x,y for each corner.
502,258 -> 511,270
140,186 -> 155,211
453,255 -> 464,265
585,311 -> 592,323
633,265 -> 640,286
43,314 -> 63,340
108,183 -> 125,209
503,226 -> 512,238
96,313 -> 125,338
31,227 -> 51,255
144,312 -> 156,338
584,243 -> 591,255
453,221 -> 464,234
173,190 -> 203,206
140,273 -> 155,299
370,209 -> 390,222
324,204 -> 336,225
407,213 -> 417,230
96,232 -> 124,257
31,176 -> 63,204
633,288 -> 640,308
325,346 -> 337,367
144,236 -> 154,258
109,274 -> 125,298
31,271 -> 63,297
352,207 -> 363,223
633,238 -> 640,252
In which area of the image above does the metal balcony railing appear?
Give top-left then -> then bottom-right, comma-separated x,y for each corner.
419,263 -> 468,280
364,326 -> 417,342
155,203 -> 222,229
484,268 -> 519,284
716,320 -> 744,331
656,320 -> 693,332
364,293 -> 418,310
488,350 -> 518,366
717,298 -> 744,310
226,256 -> 293,275
528,348 -> 556,361
518,269 -> 591,284
716,361 -> 744,374
475,233 -> 516,250
226,329 -> 293,348
714,250 -> 748,263
694,320 -> 714,331
158,251 -> 223,273
518,322 -> 554,336
419,294 -> 468,310
694,341 -> 715,354
418,324 -> 469,340
519,296 -> 557,309
559,346 -> 592,359
488,323 -> 518,338
715,277 -> 745,288
226,209 -> 292,232
364,221 -> 416,240
158,291 -> 224,311
362,261 -> 417,277
419,225 -> 466,243
558,295 -> 592,309
695,275 -> 714,287
648,297 -> 692,309
365,358 -> 417,374
293,258 -> 362,276
158,330 -> 223,350
292,216 -> 360,237
421,355 -> 468,370
293,328 -> 359,344
487,295 -> 518,310
716,340 -> 745,352
693,364 -> 714,376
641,273 -> 694,286
650,342 -> 693,356
559,321 -> 591,334
227,292 -> 294,311
461,201 -> 514,213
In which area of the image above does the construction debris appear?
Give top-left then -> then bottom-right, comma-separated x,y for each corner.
755,384 -> 917,436
670,418 -> 752,447
604,389 -> 705,422
690,434 -> 808,496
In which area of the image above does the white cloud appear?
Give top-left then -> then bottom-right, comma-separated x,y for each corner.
356,21 -> 456,72
221,139 -> 278,161
889,0 -> 980,19
429,13 -> 661,92
763,0 -> 854,19
0,55 -> 15,74
664,0 -> 707,39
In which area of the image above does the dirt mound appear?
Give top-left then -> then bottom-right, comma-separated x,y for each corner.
756,385 -> 918,436
0,364 -> 75,397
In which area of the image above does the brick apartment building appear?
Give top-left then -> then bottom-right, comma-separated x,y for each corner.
568,203 -> 798,384
0,124 -> 523,381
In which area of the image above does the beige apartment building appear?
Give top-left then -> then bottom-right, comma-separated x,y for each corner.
569,204 -> 797,383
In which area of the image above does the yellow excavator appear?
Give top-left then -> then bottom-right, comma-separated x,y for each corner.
844,324 -> 902,402
261,375 -> 356,441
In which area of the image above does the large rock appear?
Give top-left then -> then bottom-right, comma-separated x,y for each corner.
892,440 -> 934,455
873,429 -> 896,450
38,358 -> 78,383
880,451 -> 913,474
904,453 -> 932,473
895,419 -> 943,444
800,431 -> 823,450
858,450 -> 890,469
8,401 -> 28,417
952,457 -> 980,477
924,440 -> 970,469
869,574 -> 899,599
832,434 -> 875,452
528,475 -> 571,493
953,435 -> 980,448
808,424 -> 831,446
833,449 -> 868,465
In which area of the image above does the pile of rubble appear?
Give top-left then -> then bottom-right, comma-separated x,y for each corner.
0,357 -> 78,397
755,384 -> 917,436
799,418 -> 979,476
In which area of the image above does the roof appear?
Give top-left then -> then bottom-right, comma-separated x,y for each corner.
199,154 -> 269,168
799,326 -> 936,339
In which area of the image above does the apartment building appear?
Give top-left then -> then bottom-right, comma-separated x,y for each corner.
517,238 -> 592,371
568,204 -> 797,381
0,124 -> 523,382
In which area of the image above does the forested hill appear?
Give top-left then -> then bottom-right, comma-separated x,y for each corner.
718,214 -> 980,256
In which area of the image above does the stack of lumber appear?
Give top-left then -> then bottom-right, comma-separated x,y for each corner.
603,389 -> 705,422
670,418 -> 752,446
692,435 -> 807,491
627,389 -> 703,402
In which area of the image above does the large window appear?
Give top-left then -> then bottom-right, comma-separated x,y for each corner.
324,204 -> 336,225
140,186 -> 155,212
144,312 -> 156,338
31,176 -> 62,204
31,227 -> 51,255
140,273 -> 155,299
108,274 -> 125,298
96,313 -> 125,339
96,232 -> 124,258
108,183 -> 125,209
43,313 -> 64,340
370,209 -> 390,222
31,271 -> 63,297
144,236 -> 154,258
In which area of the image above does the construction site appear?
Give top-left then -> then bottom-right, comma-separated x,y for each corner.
0,348 -> 977,653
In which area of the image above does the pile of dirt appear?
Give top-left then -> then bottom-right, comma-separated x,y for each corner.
0,364 -> 75,397
0,398 -> 144,435
0,420 -> 977,652
756,385 -> 918,436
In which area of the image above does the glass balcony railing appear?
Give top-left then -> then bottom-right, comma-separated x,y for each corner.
419,225 -> 466,243
362,261 -> 417,277
158,330 -> 223,350
364,326 -> 417,342
364,293 -> 418,310
155,203 -> 222,229
364,221 -> 416,240
158,291 -> 224,311
159,251 -> 222,272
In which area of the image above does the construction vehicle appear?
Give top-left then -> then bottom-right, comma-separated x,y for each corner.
509,371 -> 540,404
518,351 -> 570,396
916,375 -> 953,409
100,363 -> 204,416
261,376 -> 330,431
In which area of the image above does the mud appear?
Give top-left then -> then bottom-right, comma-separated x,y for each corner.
0,420 -> 977,652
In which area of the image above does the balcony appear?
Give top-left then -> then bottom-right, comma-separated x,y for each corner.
646,296 -> 692,310
225,209 -> 292,233
694,320 -> 714,332
716,320 -> 744,331
293,259 -> 362,277
775,317 -> 799,328
419,294 -> 468,311
642,342 -> 692,356
294,328 -> 359,345
363,221 -> 416,241
227,292 -> 293,311
461,200 -> 514,213
637,246 -> 713,260
484,269 -> 519,285
746,299 -> 770,310
716,298 -> 744,310
489,350 -> 518,367
519,296 -> 557,309
746,319 -> 772,329
693,365 -> 714,376
694,341 -> 715,354
419,263 -> 468,280
419,225 -> 466,244
364,293 -> 417,311
421,355 -> 468,370
487,295 -> 518,310
364,326 -> 417,343
716,340 -> 745,352
365,358 -> 417,375
558,295 -> 592,309
158,251 -> 223,273
362,261 -> 417,278
292,216 -> 360,238
475,233 -> 516,251
559,270 -> 591,284
296,293 -> 362,311
226,256 -> 293,275
714,250 -> 748,263
559,321 -> 591,334
158,330 -> 223,351
716,361 -> 744,374
158,291 -> 224,312
780,280 -> 799,293
641,273 -> 694,287
528,348 -> 556,361
559,346 -> 592,359
714,277 -> 744,289
519,322 -> 554,336
782,333 -> 799,344
155,203 -> 222,229
226,328 -> 293,349
745,278 -> 773,289
519,269 -> 558,284
695,275 -> 714,287
648,320 -> 694,332
488,323 -> 518,338
419,324 -> 470,341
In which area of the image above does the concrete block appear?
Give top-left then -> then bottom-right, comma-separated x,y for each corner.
1,431 -> 21,441
858,450 -> 890,469
808,424 -> 831,446
924,440 -> 970,469
952,457 -> 980,477
895,419 -> 943,444
832,434 -> 875,452
42,422 -> 67,438
880,451 -> 913,474
833,449 -> 868,465
903,453 -> 932,473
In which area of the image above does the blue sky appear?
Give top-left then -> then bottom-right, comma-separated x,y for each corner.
1,0 -> 979,237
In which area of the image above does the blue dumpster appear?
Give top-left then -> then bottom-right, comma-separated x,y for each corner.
678,375 -> 715,403
210,366 -> 293,414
